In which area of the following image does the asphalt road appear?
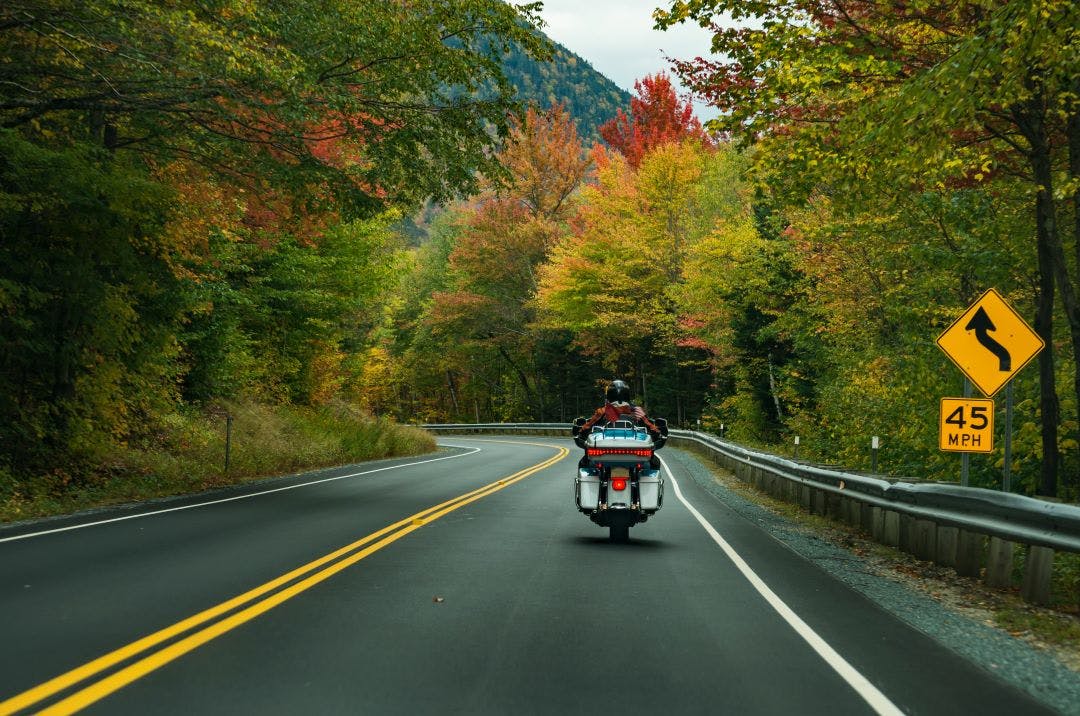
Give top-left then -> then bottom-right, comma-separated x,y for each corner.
0,438 -> 1055,715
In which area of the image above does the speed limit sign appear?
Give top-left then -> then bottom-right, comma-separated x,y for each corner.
939,398 -> 994,453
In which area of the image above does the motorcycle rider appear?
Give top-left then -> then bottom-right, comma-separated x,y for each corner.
576,379 -> 664,468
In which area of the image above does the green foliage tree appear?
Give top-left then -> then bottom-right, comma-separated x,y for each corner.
0,0 -> 549,482
0,131 -> 181,473
657,0 -> 1079,494
1,0 -> 549,210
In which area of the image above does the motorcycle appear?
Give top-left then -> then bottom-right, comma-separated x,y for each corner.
571,416 -> 668,542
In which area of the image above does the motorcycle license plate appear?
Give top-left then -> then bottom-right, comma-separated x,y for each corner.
610,467 -> 630,478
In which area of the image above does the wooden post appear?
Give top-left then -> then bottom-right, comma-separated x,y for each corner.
1021,546 -> 1054,605
826,492 -> 843,520
936,527 -> 959,569
847,500 -> 863,529
883,511 -> 900,548
914,520 -> 937,561
225,413 -> 233,474
860,503 -> 874,533
956,530 -> 983,578
899,514 -> 916,554
871,507 -> 885,541
985,537 -> 1015,588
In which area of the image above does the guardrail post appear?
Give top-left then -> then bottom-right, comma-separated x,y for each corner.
812,489 -> 826,516
845,498 -> 862,529
936,527 -> 959,568
860,503 -> 874,533
985,537 -> 1015,588
899,514 -> 916,553
871,507 -> 885,541
914,519 -> 937,561
826,492 -> 843,520
1021,546 -> 1054,605
883,510 -> 900,548
799,485 -> 812,510
955,530 -> 983,578
840,496 -> 851,525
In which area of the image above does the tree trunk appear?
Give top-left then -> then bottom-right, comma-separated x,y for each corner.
445,370 -> 460,415
1019,90 -> 1068,496
1069,80 -> 1080,497
534,368 -> 546,421
497,345 -> 537,418
1036,214 -> 1060,497
768,352 -> 784,422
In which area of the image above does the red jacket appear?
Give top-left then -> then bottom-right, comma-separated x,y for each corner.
581,400 -> 658,434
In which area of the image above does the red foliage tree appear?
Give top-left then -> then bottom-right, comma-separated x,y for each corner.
598,73 -> 708,168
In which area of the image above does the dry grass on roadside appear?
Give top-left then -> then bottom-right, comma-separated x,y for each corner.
0,401 -> 436,523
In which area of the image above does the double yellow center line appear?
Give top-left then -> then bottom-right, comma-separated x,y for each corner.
2,445 -> 568,715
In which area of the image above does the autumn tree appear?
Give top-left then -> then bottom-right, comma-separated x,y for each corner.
536,140 -> 716,384
0,0 -> 549,209
406,103 -> 591,419
657,0 -> 1080,494
0,1 -> 549,478
598,73 -> 709,168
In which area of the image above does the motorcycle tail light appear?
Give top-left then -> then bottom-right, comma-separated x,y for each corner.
611,478 -> 627,491
586,448 -> 652,458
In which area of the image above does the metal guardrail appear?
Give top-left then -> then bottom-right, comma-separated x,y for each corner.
668,430 -> 1080,554
423,423 -> 1080,553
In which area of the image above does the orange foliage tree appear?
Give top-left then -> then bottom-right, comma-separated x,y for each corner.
420,103 -> 591,418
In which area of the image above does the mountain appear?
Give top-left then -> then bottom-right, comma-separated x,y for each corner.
501,38 -> 631,144
396,34 -> 631,244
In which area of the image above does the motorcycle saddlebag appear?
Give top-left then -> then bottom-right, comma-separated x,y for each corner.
638,469 -> 663,511
575,469 -> 600,510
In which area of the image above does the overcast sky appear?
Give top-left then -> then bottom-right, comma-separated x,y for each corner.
536,0 -> 720,120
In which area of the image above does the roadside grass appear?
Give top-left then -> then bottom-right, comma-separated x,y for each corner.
690,448 -> 1080,668
0,400 -> 435,523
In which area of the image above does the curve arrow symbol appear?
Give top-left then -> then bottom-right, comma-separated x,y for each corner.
965,307 -> 1011,371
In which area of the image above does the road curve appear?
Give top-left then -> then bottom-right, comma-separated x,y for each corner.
0,438 -> 1053,715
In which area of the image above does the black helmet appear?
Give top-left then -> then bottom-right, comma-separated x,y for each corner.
606,379 -> 631,403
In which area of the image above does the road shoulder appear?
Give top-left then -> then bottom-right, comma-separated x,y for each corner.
665,447 -> 1080,715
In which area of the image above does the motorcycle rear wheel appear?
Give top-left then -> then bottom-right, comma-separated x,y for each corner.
609,524 -> 630,543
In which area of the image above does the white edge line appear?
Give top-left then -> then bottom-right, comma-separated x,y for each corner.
660,457 -> 905,716
0,445 -> 483,544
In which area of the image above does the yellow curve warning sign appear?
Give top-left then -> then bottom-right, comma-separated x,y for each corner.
936,288 -> 1044,397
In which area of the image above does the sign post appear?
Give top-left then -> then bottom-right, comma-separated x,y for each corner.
936,289 -> 1043,488
1003,381 -> 1014,492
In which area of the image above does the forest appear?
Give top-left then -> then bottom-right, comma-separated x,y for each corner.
1,0 -> 1078,519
